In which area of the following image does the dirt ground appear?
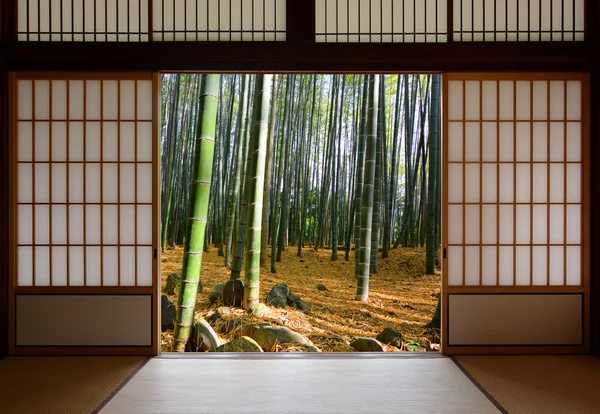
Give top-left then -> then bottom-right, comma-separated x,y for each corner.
161,245 -> 441,352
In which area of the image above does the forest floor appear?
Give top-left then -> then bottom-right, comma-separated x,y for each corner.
161,245 -> 441,352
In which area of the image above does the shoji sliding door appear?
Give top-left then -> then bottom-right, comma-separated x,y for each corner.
10,73 -> 160,355
443,73 -> 589,354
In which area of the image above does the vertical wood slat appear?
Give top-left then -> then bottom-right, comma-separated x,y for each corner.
287,0 -> 314,42
31,80 -> 36,285
546,80 -> 551,285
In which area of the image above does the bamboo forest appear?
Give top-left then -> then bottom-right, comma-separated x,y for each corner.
160,73 -> 442,353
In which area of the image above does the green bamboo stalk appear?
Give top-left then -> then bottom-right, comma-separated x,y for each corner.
244,74 -> 273,308
172,74 -> 220,352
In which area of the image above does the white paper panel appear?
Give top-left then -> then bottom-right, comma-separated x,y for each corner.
549,81 -> 565,120
51,122 -> 67,161
464,205 -> 480,245
18,80 -> 33,119
103,163 -> 119,203
499,205 -> 514,244
52,80 -> 67,119
566,205 -> 581,245
498,246 -> 514,286
533,81 -> 548,120
137,81 -> 153,120
549,164 -> 564,203
464,164 -> 480,203
481,246 -> 497,285
515,205 -> 530,244
533,205 -> 548,244
549,205 -> 564,244
51,165 -> 68,204
103,81 -> 119,120
499,164 -> 514,203
69,205 -> 84,244
120,164 -> 136,203
515,123 -> 530,161
18,247 -> 33,286
35,81 -> 50,120
566,81 -> 581,120
33,205 -> 49,245
465,81 -> 480,120
34,163 -> 50,203
86,164 -> 101,203
532,246 -> 548,285
52,205 -> 67,244
86,122 -> 101,161
18,164 -> 33,203
566,246 -> 581,286
69,122 -> 84,161
499,122 -> 514,161
481,205 -> 497,245
18,122 -> 32,161
103,122 -> 119,161
481,122 -> 497,162
481,164 -> 497,203
465,247 -> 480,286
499,81 -> 514,120
18,205 -> 33,245
120,122 -> 136,161
515,246 -> 530,286
515,164 -> 530,203
69,81 -> 85,120
549,246 -> 564,285
515,81 -> 531,120
103,246 -> 119,286
448,206 -> 463,245
121,247 -> 136,286
86,205 -> 101,244
448,122 -> 463,162
86,246 -> 102,286
137,164 -> 153,203
532,164 -> 547,203
566,164 -> 581,203
448,81 -> 463,121
103,206 -> 119,245
33,246 -> 50,286
549,123 -> 565,161
481,81 -> 497,120
86,81 -> 101,120
120,205 -> 136,244
532,122 -> 548,161
69,246 -> 85,286
34,123 -> 50,161
465,123 -> 480,161
566,122 -> 581,162
448,246 -> 463,286
137,246 -> 153,286
120,81 -> 136,120
138,122 -> 153,161
68,163 -> 84,203
137,205 -> 153,245
52,246 -> 68,286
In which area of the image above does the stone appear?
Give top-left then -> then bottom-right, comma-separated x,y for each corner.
215,336 -> 263,352
223,279 -> 244,307
350,337 -> 384,352
247,303 -> 271,317
267,284 -> 290,308
286,294 -> 311,313
207,307 -> 231,325
161,295 -> 177,331
218,318 -> 244,335
251,326 -> 312,351
165,272 -> 182,295
376,328 -> 404,348
317,284 -> 328,291
209,284 -> 225,304
190,318 -> 221,352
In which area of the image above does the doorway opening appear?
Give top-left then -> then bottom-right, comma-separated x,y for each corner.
159,73 -> 442,353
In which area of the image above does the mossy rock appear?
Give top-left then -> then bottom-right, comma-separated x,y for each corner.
247,303 -> 271,317
215,336 -> 263,352
209,284 -> 225,304
251,326 -> 311,351
350,337 -> 384,352
376,328 -> 404,348
165,272 -> 182,295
